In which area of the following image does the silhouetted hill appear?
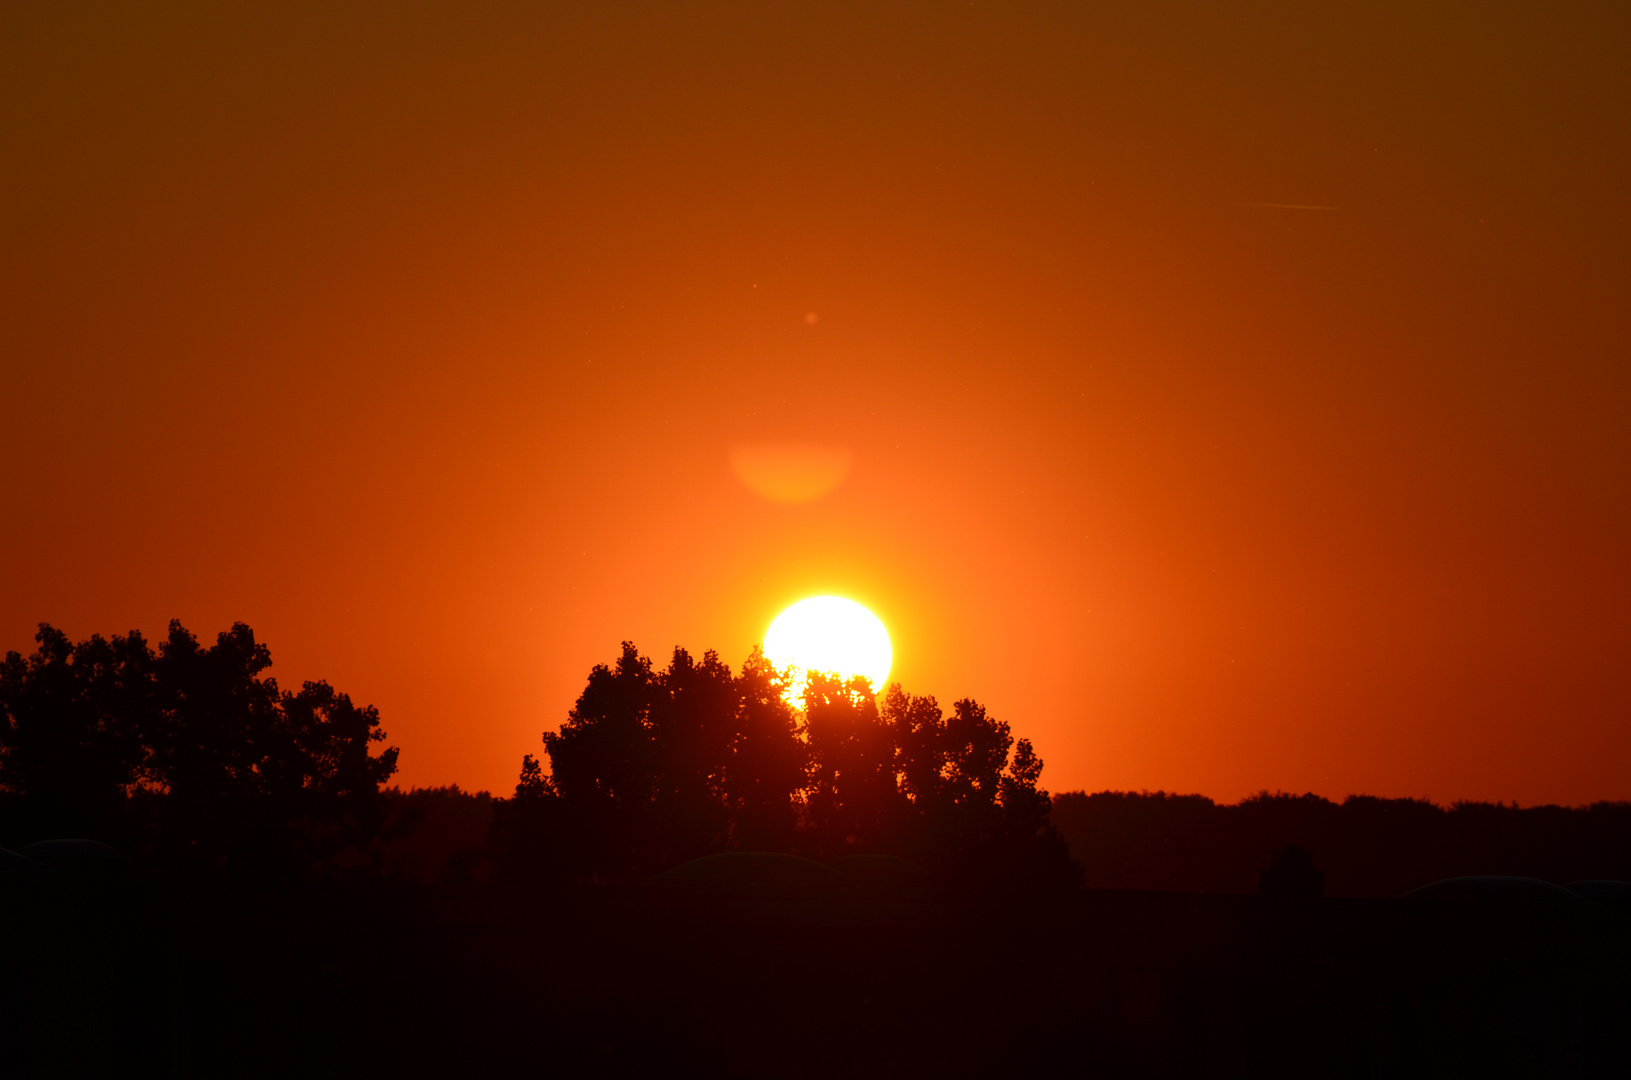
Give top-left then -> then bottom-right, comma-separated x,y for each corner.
1050,789 -> 1631,896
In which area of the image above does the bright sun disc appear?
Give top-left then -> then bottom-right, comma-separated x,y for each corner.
764,596 -> 892,703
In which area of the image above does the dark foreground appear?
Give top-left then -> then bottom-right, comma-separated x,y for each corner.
6,870 -> 1629,1078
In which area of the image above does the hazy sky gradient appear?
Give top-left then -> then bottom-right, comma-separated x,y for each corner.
3,1 -> 1628,802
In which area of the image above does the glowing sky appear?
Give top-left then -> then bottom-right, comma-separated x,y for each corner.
2,2 -> 1628,803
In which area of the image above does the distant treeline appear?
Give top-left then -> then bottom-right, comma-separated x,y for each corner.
1051,789 -> 1631,897
490,642 -> 1075,885
0,622 -> 398,869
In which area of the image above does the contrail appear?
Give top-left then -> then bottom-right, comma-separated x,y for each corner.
1242,202 -> 1342,210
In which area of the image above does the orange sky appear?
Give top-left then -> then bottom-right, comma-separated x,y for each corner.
3,2 -> 1628,804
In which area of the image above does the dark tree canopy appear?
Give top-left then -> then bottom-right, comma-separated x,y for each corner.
494,641 -> 1077,886
0,624 -> 154,839
725,648 -> 806,851
803,671 -> 904,855
0,620 -> 398,869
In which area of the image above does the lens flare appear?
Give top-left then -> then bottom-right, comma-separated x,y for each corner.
729,443 -> 853,503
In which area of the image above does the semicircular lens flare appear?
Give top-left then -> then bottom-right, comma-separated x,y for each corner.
730,443 -> 853,504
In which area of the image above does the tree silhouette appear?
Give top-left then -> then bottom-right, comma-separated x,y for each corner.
883,685 -> 947,812
991,737 -> 1077,886
507,640 -> 1077,885
649,647 -> 737,864
943,698 -> 1011,811
148,620 -> 288,863
273,679 -> 400,856
539,642 -> 661,878
0,620 -> 398,868
1000,738 -> 1050,835
802,672 -> 906,857
725,647 -> 806,851
486,751 -> 577,883
516,752 -> 550,800
0,624 -> 153,841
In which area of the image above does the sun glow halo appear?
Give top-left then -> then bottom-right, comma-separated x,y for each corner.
763,596 -> 892,705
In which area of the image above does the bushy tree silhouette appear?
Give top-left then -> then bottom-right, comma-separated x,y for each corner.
725,647 -> 806,850
650,647 -> 737,864
0,624 -> 153,841
499,640 -> 1078,885
486,752 -> 577,883
883,685 -> 947,812
943,698 -> 1011,808
148,621 -> 286,862
1000,739 -> 1050,833
538,642 -> 660,878
0,620 -> 398,869
874,685 -> 1072,883
274,679 -> 400,851
802,672 -> 905,856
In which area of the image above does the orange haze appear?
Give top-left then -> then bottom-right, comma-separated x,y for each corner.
3,3 -> 1628,804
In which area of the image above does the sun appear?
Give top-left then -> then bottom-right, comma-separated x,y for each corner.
763,596 -> 892,704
